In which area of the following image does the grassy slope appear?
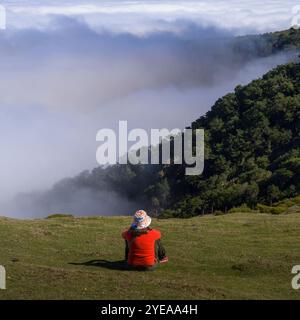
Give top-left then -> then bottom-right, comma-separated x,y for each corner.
0,212 -> 299,300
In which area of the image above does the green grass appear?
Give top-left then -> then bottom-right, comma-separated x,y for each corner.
0,212 -> 300,300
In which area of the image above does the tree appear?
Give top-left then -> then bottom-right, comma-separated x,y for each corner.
267,185 -> 282,205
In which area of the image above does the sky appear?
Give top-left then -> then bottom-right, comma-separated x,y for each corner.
0,0 -> 299,216
2,0 -> 300,35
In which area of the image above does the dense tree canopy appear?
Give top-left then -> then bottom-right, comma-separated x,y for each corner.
162,62 -> 300,217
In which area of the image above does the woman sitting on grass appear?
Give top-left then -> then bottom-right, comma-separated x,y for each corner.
122,210 -> 168,271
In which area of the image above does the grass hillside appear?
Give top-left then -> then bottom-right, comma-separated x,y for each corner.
0,212 -> 300,300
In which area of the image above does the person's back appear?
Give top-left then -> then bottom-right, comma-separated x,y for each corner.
122,228 -> 161,266
122,210 -> 168,270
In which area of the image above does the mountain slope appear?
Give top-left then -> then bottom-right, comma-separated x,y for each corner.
14,30 -> 300,218
232,27 -> 300,58
160,62 -> 300,216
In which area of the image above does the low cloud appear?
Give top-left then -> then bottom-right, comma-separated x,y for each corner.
0,2 -> 298,217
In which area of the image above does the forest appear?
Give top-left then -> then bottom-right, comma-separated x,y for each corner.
28,61 -> 299,218
15,28 -> 300,218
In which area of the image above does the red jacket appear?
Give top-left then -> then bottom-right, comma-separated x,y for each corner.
122,229 -> 161,266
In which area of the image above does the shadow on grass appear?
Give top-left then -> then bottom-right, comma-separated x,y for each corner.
69,260 -> 156,271
69,259 -> 128,270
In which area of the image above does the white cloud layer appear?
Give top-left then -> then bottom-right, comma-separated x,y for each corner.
3,0 -> 300,35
